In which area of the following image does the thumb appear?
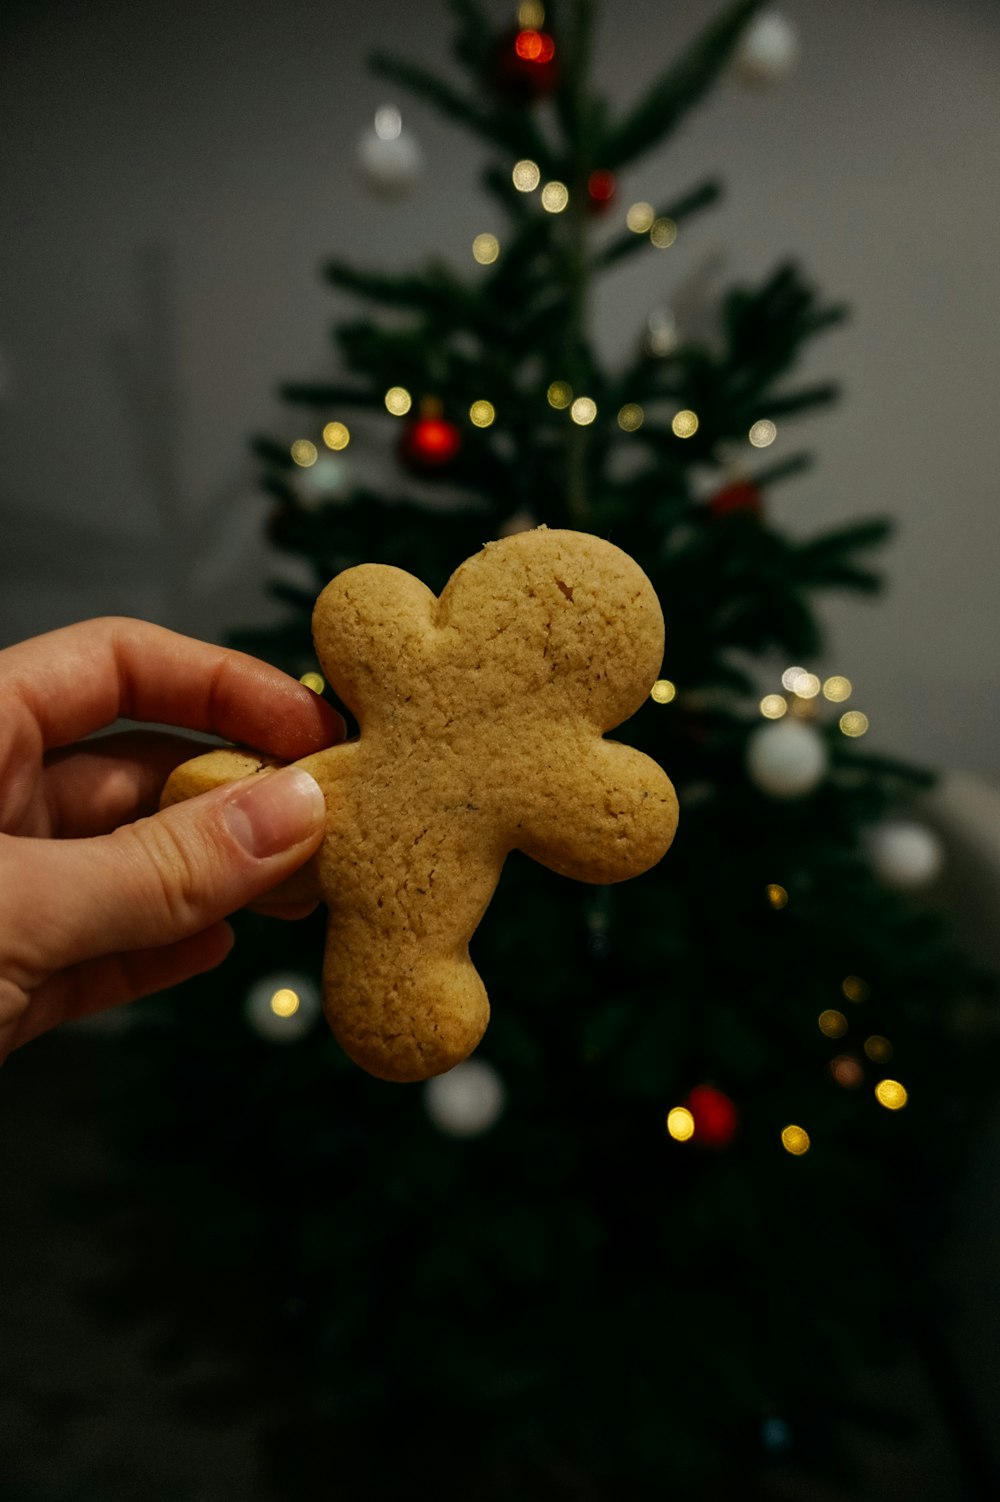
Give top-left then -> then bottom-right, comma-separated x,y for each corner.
8,766 -> 327,972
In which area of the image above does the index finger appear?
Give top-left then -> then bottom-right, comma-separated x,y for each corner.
0,617 -> 344,759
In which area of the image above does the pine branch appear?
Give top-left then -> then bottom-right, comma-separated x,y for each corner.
602,0 -> 766,169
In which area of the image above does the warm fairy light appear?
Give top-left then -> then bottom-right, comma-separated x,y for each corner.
671,410 -> 699,438
541,180 -> 569,213
831,1055 -> 864,1088
650,679 -> 676,704
373,104 -> 402,141
823,675 -> 852,702
290,439 -> 318,467
515,28 -> 555,62
385,385 -> 412,416
649,216 -> 678,248
818,1009 -> 848,1039
875,1078 -> 908,1111
865,1035 -> 894,1063
842,975 -> 870,1003
839,710 -> 869,737
299,671 -> 325,694
766,883 -> 788,909
793,672 -> 821,699
570,396 -> 597,425
760,694 -> 787,719
472,232 -> 500,264
667,1106 -> 696,1142
270,987 -> 301,1018
322,420 -> 350,450
547,380 -> 573,409
749,419 -> 777,448
781,666 -> 807,693
517,1 -> 545,26
626,201 -> 655,233
469,400 -> 495,427
617,403 -> 644,432
782,1125 -> 810,1155
512,158 -> 541,192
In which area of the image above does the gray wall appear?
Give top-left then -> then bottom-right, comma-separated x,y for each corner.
2,0 -> 998,775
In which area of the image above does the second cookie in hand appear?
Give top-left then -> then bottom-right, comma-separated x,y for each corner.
162,527 -> 679,1081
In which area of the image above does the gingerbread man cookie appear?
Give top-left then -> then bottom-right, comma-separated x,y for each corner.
162,528 -> 678,1081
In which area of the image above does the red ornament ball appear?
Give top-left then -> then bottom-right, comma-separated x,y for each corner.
398,414 -> 462,473
686,1084 -> 739,1148
708,480 -> 764,518
586,168 -> 617,214
491,26 -> 559,99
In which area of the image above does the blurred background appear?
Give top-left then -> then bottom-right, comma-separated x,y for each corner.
2,1 -> 999,1498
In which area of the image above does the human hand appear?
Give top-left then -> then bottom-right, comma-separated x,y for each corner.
0,617 -> 343,1060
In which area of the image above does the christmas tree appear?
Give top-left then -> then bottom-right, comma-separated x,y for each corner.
98,3 -> 996,1497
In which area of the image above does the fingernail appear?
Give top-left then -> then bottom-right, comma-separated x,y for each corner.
222,767 -> 326,859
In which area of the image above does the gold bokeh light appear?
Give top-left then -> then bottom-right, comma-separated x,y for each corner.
547,380 -> 573,409
570,396 -> 597,425
842,975 -> 870,1003
650,216 -> 677,248
864,1035 -> 893,1063
650,679 -> 676,704
541,181 -> 569,213
823,675 -> 852,702
617,403 -> 644,432
298,671 -> 325,694
819,1009 -> 848,1039
839,710 -> 869,737
472,232 -> 500,264
385,386 -> 412,416
760,694 -> 787,719
290,439 -> 318,467
671,409 -> 699,438
875,1078 -> 908,1111
782,1125 -> 810,1155
469,400 -> 496,427
667,1106 -> 695,1141
749,419 -> 777,448
512,158 -> 541,192
322,420 -> 350,451
270,987 -> 301,1018
767,883 -> 788,909
626,201 -> 655,233
517,0 -> 545,26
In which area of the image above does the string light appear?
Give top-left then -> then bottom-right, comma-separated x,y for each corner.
842,975 -> 870,1003
671,410 -> 699,438
818,1009 -> 848,1039
864,1035 -> 894,1063
839,710 -> 869,737
570,396 -> 597,425
830,1055 -> 864,1088
781,1125 -> 810,1155
766,883 -> 788,909
541,181 -> 569,213
270,987 -> 301,1018
626,201 -> 655,233
384,386 -> 412,416
666,1106 -> 696,1141
515,27 -> 555,62
322,421 -> 350,450
472,232 -> 500,264
875,1078 -> 908,1111
793,672 -> 821,699
760,694 -> 787,719
290,439 -> 318,467
781,666 -> 807,693
649,216 -> 677,248
299,671 -> 325,694
617,403 -> 644,431
650,679 -> 676,703
749,419 -> 777,448
512,158 -> 540,192
823,675 -> 852,702
469,400 -> 495,427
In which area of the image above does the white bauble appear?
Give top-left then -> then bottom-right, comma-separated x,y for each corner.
746,719 -> 828,799
294,454 -> 351,510
245,972 -> 322,1043
869,820 -> 944,890
733,12 -> 799,86
356,105 -> 423,198
424,1058 -> 505,1138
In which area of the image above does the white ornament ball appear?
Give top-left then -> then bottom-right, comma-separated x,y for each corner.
746,719 -> 828,799
356,104 -> 423,198
245,972 -> 322,1043
423,1058 -> 505,1138
295,453 -> 351,510
869,820 -> 944,890
733,12 -> 799,87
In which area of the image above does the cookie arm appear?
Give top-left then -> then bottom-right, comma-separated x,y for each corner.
312,564 -> 436,718
514,739 -> 678,884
